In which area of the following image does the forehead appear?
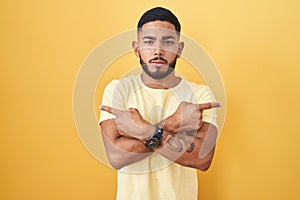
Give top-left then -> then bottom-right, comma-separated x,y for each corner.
138,21 -> 178,39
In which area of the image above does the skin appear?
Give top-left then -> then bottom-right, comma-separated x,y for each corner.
133,21 -> 184,89
100,20 -> 221,171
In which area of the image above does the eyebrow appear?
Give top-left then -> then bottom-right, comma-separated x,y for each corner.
142,36 -> 156,40
142,35 -> 176,40
162,35 -> 175,40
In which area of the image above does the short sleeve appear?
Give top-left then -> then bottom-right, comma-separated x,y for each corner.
195,85 -> 218,128
99,80 -> 126,123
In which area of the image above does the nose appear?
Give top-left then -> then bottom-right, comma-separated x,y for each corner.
153,43 -> 164,56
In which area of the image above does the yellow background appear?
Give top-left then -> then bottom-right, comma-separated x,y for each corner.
1,0 -> 300,199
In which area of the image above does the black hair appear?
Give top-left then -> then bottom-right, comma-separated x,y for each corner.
137,7 -> 181,34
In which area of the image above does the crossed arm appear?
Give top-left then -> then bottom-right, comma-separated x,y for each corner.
100,102 -> 221,171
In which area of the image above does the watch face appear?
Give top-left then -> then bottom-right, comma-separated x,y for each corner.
146,136 -> 161,149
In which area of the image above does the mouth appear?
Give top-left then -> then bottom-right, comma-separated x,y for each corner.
151,61 -> 166,65
149,57 -> 167,66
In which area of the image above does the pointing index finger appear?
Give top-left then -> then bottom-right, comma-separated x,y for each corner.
99,105 -> 123,116
198,102 -> 222,110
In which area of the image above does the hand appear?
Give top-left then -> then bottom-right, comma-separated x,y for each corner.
165,102 -> 221,133
100,105 -> 156,139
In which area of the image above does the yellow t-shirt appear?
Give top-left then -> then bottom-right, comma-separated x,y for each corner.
100,74 -> 217,200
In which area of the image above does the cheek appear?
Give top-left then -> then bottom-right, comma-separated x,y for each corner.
139,50 -> 152,61
164,53 -> 178,62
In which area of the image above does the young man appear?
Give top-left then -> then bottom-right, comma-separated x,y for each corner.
99,7 -> 221,200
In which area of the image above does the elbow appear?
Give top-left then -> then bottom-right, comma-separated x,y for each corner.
106,152 -> 125,170
197,161 -> 211,172
109,161 -> 123,170
197,157 -> 213,172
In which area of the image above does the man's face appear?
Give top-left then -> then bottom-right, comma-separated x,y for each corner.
133,21 -> 184,79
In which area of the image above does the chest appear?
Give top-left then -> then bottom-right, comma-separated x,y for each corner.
125,88 -> 196,123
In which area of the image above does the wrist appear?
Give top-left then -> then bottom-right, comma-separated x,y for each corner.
154,130 -> 173,151
161,115 -> 179,133
144,125 -> 164,150
137,124 -> 156,141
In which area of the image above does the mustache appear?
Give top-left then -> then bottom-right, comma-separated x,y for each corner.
149,57 -> 168,63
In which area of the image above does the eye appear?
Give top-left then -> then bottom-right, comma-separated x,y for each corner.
144,40 -> 154,45
163,40 -> 174,45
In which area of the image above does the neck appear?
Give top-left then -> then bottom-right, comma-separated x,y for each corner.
141,71 -> 181,89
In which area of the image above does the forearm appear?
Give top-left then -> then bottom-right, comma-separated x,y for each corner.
99,102 -> 220,170
155,132 -> 213,170
102,134 -> 153,169
155,122 -> 218,171
100,119 -> 153,170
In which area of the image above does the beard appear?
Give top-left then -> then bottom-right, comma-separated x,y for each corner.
139,54 -> 177,80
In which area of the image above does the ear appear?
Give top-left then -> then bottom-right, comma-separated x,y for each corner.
176,42 -> 184,58
132,41 -> 139,57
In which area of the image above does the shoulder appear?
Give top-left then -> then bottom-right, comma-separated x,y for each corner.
179,79 -> 216,101
107,75 -> 141,87
105,75 -> 140,88
119,74 -> 141,87
180,79 -> 211,94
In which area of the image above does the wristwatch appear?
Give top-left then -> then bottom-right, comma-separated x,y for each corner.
145,126 -> 163,149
